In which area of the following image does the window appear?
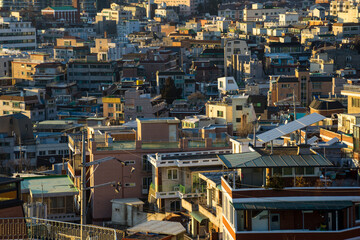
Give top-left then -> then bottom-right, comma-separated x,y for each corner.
142,177 -> 152,191
272,168 -> 282,175
236,105 -> 243,111
3,101 -> 9,106
108,113 -> 113,117
312,82 -> 321,90
356,204 -> 360,221
217,111 -> 224,117
12,102 -> 20,108
50,197 -> 65,213
136,106 -> 142,113
170,200 -> 181,212
305,167 -> 314,175
167,169 -> 178,180
236,118 -> 241,123
283,167 -> 293,176
124,160 -> 135,166
48,150 -> 56,155
295,167 -> 304,175
108,103 -> 113,108
39,151 -> 46,156
142,155 -> 152,172
125,183 -> 136,187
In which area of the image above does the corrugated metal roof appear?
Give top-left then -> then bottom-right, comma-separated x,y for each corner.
232,201 -> 353,210
190,211 -> 208,223
218,152 -> 333,169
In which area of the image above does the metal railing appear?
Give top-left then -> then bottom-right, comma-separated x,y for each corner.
0,217 -> 124,240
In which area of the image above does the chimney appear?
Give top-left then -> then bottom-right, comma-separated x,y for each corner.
297,144 -> 312,155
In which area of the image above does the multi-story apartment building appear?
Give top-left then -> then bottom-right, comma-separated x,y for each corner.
269,68 -> 333,106
91,38 -> 136,61
156,71 -> 196,98
219,145 -> 360,240
330,0 -> 352,16
206,94 -> 256,132
243,3 -> 286,21
154,0 -> 196,16
0,0 -> 72,11
54,36 -> 90,62
0,16 -> 36,50
148,148 -> 231,213
67,59 -> 120,92
12,53 -> 56,84
341,84 -> 360,114
102,89 -> 167,123
0,93 -> 56,121
97,3 -> 133,23
67,117 -> 231,224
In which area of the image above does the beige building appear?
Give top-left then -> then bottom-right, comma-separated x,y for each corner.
12,53 -> 51,83
206,95 -> 256,132
330,0 -> 352,16
341,84 -> 360,114
97,3 -> 132,23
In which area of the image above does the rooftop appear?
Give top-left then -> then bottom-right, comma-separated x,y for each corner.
21,175 -> 78,198
127,220 -> 185,236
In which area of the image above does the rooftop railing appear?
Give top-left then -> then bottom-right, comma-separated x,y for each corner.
0,217 -> 124,240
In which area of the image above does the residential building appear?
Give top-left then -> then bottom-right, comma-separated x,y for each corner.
330,0 -> 352,16
54,36 -> 90,62
269,68 -> 333,106
0,93 -> 56,121
338,113 -> 360,134
0,114 -> 36,171
279,12 -> 299,26
206,95 -> 256,132
0,16 -> 36,50
332,23 -> 360,37
0,176 -> 24,222
309,99 -> 345,117
156,71 -> 196,98
21,175 -> 79,222
67,117 -> 231,224
264,54 -> 297,76
182,115 -> 215,129
91,38 -> 136,61
218,3 -> 243,20
11,53 -> 53,83
243,4 -> 286,21
219,146 -> 360,240
153,0 -> 196,16
341,84 -> 360,113
97,3 -> 133,23
0,0 -> 72,11
67,59 -> 120,92
148,148 -> 231,213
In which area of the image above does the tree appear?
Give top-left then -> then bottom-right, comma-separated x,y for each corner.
187,91 -> 206,104
161,77 -> 182,104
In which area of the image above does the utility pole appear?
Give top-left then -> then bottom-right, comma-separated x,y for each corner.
80,131 -> 86,238
293,88 -> 296,121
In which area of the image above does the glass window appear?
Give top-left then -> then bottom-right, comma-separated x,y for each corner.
236,105 -> 243,111
305,167 -> 315,175
295,167 -> 304,175
167,169 -> 178,180
272,168 -> 282,175
283,167 -> 293,176
217,111 -> 224,117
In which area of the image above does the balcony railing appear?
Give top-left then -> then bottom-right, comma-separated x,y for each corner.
0,217 -> 124,240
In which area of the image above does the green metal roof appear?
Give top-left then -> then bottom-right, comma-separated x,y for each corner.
190,211 -> 208,223
21,175 -> 78,198
232,201 -> 353,211
47,6 -> 76,10
218,152 -> 333,169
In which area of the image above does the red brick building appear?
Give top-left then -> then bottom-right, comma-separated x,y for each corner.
41,6 -> 79,24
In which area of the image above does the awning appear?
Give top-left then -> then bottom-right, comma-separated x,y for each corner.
190,211 -> 208,223
232,201 -> 353,211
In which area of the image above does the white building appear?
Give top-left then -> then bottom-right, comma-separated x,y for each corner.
117,20 -> 140,39
218,77 -> 239,93
243,4 -> 287,21
0,16 -> 36,50
279,13 -> 299,26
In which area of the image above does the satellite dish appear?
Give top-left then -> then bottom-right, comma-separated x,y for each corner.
49,157 -> 56,164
